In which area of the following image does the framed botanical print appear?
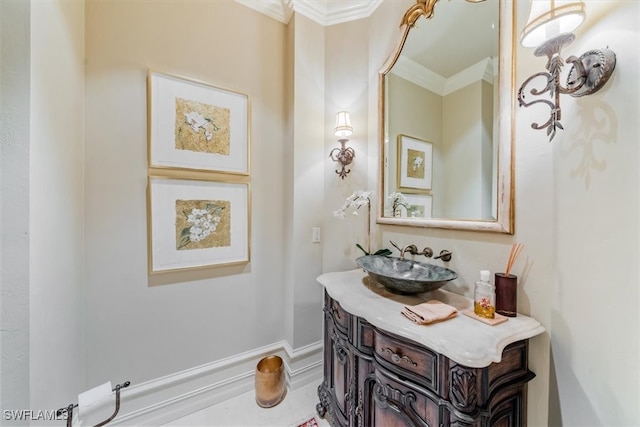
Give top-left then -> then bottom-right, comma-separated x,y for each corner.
147,70 -> 249,175
397,134 -> 433,193
404,194 -> 433,219
147,175 -> 250,273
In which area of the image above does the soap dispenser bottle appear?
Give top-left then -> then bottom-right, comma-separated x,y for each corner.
474,270 -> 495,319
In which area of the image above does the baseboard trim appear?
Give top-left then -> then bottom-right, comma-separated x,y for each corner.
111,340 -> 323,426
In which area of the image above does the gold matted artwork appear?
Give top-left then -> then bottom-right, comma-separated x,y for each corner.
397,134 -> 433,192
174,199 -> 231,250
148,176 -> 250,273
148,70 -> 249,174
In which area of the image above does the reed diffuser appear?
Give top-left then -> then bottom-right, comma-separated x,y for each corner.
505,243 -> 523,277
495,243 -> 523,317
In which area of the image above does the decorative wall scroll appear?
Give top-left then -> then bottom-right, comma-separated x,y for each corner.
147,70 -> 249,175
397,134 -> 432,193
147,176 -> 250,273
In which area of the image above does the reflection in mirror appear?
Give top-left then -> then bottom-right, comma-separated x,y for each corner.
378,0 -> 514,233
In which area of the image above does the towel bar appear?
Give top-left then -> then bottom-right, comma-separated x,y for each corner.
57,381 -> 130,427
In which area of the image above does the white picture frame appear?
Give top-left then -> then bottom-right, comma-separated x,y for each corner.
397,134 -> 433,193
147,175 -> 250,273
148,70 -> 250,175
403,193 -> 433,219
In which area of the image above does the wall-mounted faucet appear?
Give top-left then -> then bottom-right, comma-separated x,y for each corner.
390,241 -> 452,262
399,244 -> 418,259
390,241 -> 433,260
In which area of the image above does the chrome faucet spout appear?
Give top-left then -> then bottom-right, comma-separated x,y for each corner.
400,244 -> 418,260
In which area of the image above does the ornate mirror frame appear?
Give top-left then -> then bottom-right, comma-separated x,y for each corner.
377,0 -> 515,234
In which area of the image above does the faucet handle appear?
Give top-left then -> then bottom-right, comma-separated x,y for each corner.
389,240 -> 402,253
421,247 -> 434,258
434,250 -> 453,262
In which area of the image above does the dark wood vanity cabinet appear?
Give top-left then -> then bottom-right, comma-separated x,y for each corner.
317,292 -> 535,426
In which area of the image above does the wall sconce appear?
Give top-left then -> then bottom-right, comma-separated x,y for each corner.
329,111 -> 355,179
517,0 -> 616,141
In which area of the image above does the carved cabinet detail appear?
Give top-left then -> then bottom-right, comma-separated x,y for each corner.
317,292 -> 536,426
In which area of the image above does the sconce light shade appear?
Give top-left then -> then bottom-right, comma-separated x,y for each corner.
330,111 -> 355,179
521,0 -> 586,47
334,111 -> 353,140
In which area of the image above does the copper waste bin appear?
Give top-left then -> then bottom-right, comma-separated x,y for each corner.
255,355 -> 287,408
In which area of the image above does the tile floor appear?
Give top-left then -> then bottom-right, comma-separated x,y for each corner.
164,381 -> 331,427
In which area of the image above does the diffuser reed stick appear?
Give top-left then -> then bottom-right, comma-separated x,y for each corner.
505,243 -> 524,276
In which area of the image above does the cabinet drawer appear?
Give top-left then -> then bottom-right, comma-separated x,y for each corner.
354,318 -> 374,354
374,330 -> 439,393
326,294 -> 350,336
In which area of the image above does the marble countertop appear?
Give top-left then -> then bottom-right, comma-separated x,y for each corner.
317,269 -> 545,368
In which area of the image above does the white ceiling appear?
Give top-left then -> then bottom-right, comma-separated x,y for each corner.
233,0 -> 383,26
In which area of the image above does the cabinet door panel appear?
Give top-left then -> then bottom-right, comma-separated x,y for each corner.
488,386 -> 526,427
332,338 -> 348,410
364,370 -> 440,427
329,326 -> 351,423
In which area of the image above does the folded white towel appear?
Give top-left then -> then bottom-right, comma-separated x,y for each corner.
401,300 -> 457,325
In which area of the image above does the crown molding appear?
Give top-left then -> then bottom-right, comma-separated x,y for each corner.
391,56 -> 498,97
233,0 -> 292,23
391,56 -> 446,96
444,57 -> 496,95
233,0 -> 382,25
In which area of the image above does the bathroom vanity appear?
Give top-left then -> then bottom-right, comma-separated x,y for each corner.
316,269 -> 544,426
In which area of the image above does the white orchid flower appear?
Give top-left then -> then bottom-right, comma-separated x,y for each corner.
333,189 -> 373,219
184,111 -> 208,132
412,156 -> 424,171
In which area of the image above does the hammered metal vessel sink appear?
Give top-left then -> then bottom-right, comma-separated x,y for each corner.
356,255 -> 457,295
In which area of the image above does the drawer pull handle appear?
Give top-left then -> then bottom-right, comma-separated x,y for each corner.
382,348 -> 417,367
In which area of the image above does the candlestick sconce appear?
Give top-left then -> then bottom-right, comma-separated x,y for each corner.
518,0 -> 616,142
330,111 -> 355,179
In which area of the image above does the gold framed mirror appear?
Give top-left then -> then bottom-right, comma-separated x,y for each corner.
377,0 -> 515,234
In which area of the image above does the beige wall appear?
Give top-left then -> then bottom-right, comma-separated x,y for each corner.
440,79 -> 494,220
481,79 -> 493,219
30,0 -> 86,415
288,13 -> 325,349
0,0 -> 31,414
442,82 -> 484,218
323,18 -> 372,268
545,3 -> 639,423
84,0 -> 289,385
387,74 -> 442,216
